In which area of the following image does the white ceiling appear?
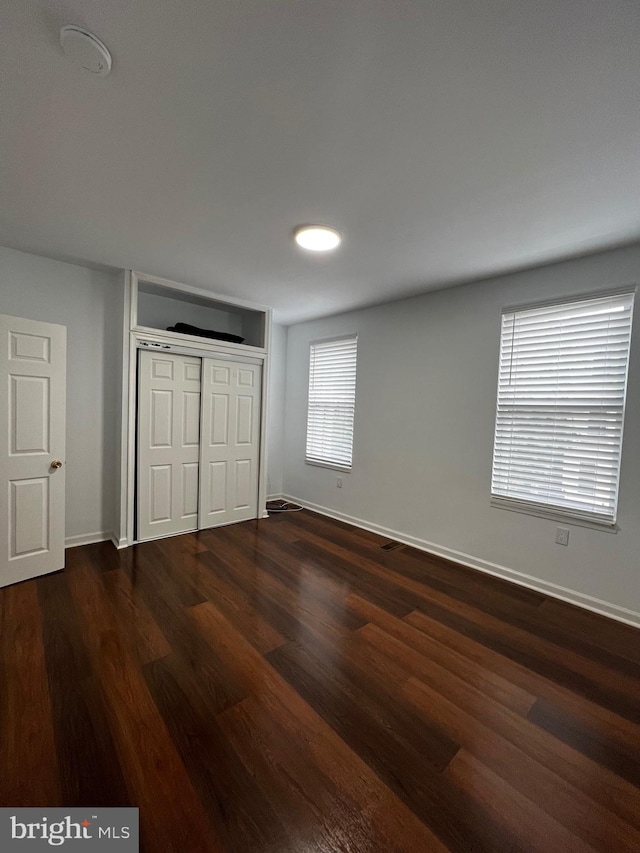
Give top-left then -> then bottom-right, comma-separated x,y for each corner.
2,1 -> 640,324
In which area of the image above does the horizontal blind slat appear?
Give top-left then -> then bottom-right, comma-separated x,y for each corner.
306,335 -> 357,469
491,292 -> 634,522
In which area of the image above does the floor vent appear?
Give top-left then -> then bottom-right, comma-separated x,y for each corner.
380,540 -> 403,551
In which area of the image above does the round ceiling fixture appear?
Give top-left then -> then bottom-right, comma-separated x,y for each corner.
60,25 -> 112,76
294,225 -> 342,252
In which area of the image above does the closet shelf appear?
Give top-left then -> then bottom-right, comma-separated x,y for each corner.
132,274 -> 270,351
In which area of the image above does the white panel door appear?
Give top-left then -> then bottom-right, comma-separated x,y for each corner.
199,359 -> 261,529
137,351 -> 201,541
0,315 -> 66,587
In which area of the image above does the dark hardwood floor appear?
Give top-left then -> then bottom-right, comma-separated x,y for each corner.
1,509 -> 640,852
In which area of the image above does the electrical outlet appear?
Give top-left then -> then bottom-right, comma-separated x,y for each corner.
555,527 -> 570,546
336,477 -> 343,488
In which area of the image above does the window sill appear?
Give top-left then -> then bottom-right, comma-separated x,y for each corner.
490,496 -> 619,533
305,459 -> 352,473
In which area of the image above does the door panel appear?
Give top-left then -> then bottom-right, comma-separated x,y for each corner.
1,314 -> 66,587
237,368 -> 255,388
10,331 -> 51,362
151,390 -> 173,447
182,462 -> 199,516
207,461 -> 227,516
10,477 -> 49,557
199,359 -> 261,528
183,392 -> 201,445
210,394 -> 229,444
150,465 -> 172,522
234,459 -> 252,510
10,375 -> 50,453
184,361 -> 201,382
236,395 -> 254,444
137,351 -> 201,540
151,358 -> 174,380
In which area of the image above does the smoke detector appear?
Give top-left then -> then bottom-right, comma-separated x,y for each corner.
60,26 -> 112,76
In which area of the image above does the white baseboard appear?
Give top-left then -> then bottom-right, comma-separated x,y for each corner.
65,531 -> 111,549
282,495 -> 640,630
111,534 -> 129,549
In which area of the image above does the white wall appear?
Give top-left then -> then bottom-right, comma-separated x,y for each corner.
0,246 -> 122,544
283,244 -> 640,625
266,323 -> 287,496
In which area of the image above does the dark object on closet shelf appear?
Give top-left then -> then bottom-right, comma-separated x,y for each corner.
166,322 -> 245,344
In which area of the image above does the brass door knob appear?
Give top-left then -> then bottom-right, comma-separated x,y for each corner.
50,460 -> 63,469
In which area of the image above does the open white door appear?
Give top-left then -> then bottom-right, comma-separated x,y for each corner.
0,314 -> 66,587
137,350 -> 202,541
199,358 -> 261,529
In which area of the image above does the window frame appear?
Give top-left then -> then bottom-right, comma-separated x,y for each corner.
490,287 -> 636,531
305,333 -> 358,473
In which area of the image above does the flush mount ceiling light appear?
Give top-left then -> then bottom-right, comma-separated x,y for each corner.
60,25 -> 112,76
293,225 -> 342,252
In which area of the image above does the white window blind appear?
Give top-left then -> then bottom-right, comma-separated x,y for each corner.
491,291 -> 634,525
306,335 -> 357,470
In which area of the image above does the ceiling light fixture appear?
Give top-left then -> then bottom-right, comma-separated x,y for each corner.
294,225 -> 342,252
60,25 -> 112,76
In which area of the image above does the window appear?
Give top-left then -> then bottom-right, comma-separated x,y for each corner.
491,291 -> 634,526
306,335 -> 358,470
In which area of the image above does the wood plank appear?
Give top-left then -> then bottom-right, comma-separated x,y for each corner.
99,564 -> 172,665
2,510 -> 639,852
398,604 -> 640,758
187,551 -> 286,654
189,599 -> 452,853
354,620 -> 640,831
0,582 -> 60,806
264,642 -> 524,851
123,539 -> 207,608
143,656 -> 290,853
528,697 -> 640,789
445,749 -> 598,853
348,593 -> 536,714
118,544 -> 248,715
278,537 -> 419,618
404,599 -> 640,722
65,547 -> 223,853
403,676 -> 640,851
217,695 -> 386,853
537,597 -> 640,665
266,638 -> 460,772
197,532 -> 366,643
37,570 -> 130,805
293,514 -> 639,678
282,512 -> 546,619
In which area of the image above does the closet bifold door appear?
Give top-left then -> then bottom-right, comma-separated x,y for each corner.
137,351 -> 202,541
199,358 -> 262,529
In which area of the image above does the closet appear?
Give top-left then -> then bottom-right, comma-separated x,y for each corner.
137,350 -> 262,541
118,272 -> 271,548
